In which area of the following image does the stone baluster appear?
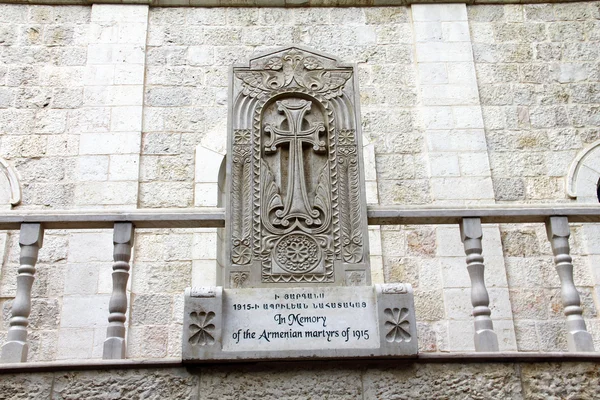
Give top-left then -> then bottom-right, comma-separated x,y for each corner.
460,218 -> 499,352
545,216 -> 594,352
103,222 -> 134,359
1,223 -> 44,363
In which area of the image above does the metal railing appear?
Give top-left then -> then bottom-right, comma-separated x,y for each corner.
1,205 -> 598,362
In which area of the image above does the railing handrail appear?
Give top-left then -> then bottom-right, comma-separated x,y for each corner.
0,205 -> 598,229
367,205 -> 600,224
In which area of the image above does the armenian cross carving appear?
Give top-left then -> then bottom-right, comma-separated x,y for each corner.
224,46 -> 371,288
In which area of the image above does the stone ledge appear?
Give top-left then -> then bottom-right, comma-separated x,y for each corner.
0,0 -> 595,6
1,353 -> 600,373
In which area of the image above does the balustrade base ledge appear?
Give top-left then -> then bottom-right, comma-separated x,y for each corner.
0,0 -> 595,6
1,353 -> 599,373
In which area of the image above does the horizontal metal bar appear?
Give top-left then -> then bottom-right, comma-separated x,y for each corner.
0,205 -> 598,230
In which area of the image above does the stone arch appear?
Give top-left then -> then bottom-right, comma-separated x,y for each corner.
194,134 -> 226,207
361,135 -> 385,284
0,158 -> 21,209
566,140 -> 600,203
192,134 -> 227,288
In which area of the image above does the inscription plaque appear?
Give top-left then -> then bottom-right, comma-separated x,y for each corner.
224,287 -> 379,351
183,284 -> 417,361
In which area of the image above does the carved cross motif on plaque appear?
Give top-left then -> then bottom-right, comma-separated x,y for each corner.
264,99 -> 327,232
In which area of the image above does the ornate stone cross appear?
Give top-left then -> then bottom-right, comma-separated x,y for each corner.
264,99 -> 326,232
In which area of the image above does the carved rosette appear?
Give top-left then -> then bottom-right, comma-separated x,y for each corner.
275,233 -> 321,273
383,308 -> 411,343
228,47 -> 370,286
188,311 -> 216,346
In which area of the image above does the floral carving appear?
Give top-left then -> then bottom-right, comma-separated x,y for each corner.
346,271 -> 365,286
275,234 -> 320,273
265,57 -> 283,70
236,49 -> 352,100
234,129 -> 252,144
343,237 -> 363,263
338,129 -> 355,145
384,308 -> 411,343
188,311 -> 216,346
303,56 -> 322,70
230,271 -> 249,288
232,239 -> 252,265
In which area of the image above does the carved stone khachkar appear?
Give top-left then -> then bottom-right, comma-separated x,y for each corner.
183,46 -> 416,361
225,46 -> 371,288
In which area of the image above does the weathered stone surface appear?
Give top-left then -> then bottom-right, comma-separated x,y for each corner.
471,3 -> 600,204
139,182 -> 194,208
199,365 -> 363,399
0,373 -> 54,400
51,369 -> 198,400
363,363 -> 523,399
132,261 -> 192,294
127,326 -> 169,359
131,294 -> 172,326
0,363 -> 599,399
521,362 -> 600,398
501,229 -> 542,257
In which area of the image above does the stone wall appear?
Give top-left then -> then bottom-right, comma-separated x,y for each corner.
469,2 -> 600,351
0,2 -> 599,363
1,361 -> 599,399
470,3 -> 600,203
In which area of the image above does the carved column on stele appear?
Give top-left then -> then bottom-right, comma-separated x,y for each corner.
545,216 -> 594,352
103,222 -> 134,359
460,218 -> 499,352
1,223 -> 44,363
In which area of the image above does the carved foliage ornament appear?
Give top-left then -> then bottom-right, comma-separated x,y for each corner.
236,49 -> 352,100
228,47 -> 370,286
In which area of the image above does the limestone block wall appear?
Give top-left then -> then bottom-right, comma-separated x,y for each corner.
0,5 -> 90,209
470,3 -> 600,203
0,2 -> 599,362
